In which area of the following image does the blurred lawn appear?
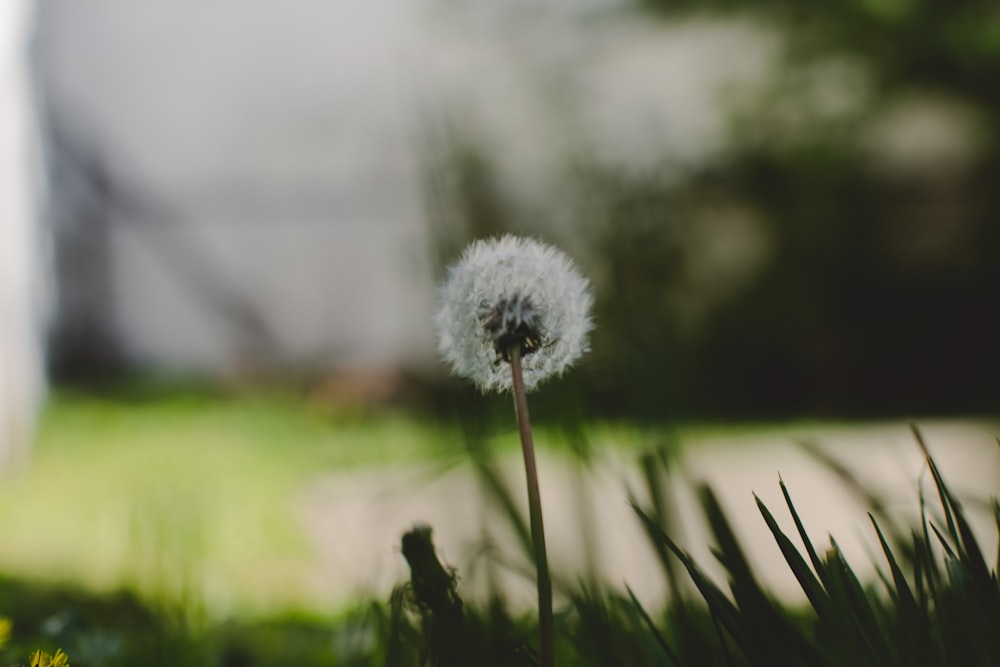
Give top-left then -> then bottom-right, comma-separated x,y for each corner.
0,391 -> 826,619
0,391 -> 464,618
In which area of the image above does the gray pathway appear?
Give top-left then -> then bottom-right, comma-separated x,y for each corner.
298,420 -> 1000,611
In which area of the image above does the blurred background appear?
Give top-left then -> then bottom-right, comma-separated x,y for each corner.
18,0 -> 1000,424
1,0 -> 999,633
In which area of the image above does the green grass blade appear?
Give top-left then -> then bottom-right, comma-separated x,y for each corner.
929,522 -> 958,559
870,514 -> 939,664
779,477 -> 830,589
910,531 -> 931,617
755,493 -> 831,617
625,585 -> 681,666
631,503 -> 754,660
912,425 -> 959,545
698,486 -> 758,591
638,447 -> 684,598
698,486 -> 825,666
914,427 -> 996,610
917,479 -> 943,596
951,500 -> 994,593
993,499 -> 1000,577
710,614 -> 740,667
470,456 -> 534,559
626,488 -> 683,603
824,539 -> 898,666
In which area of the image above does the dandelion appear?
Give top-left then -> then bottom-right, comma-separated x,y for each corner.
434,234 -> 593,394
435,235 -> 593,667
28,648 -> 70,667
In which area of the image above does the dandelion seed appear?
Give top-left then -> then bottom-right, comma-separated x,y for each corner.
434,235 -> 593,393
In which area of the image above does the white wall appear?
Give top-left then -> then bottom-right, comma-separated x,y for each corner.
31,1 -> 777,379
0,0 -> 46,468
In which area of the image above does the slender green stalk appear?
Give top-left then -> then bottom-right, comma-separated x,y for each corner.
509,346 -> 554,667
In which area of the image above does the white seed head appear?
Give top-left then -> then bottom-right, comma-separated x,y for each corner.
434,235 -> 594,393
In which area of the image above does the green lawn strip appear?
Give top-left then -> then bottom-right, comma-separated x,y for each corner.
0,393 -> 458,617
2,393 -> 990,620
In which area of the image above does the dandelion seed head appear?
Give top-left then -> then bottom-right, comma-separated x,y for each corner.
434,235 -> 593,393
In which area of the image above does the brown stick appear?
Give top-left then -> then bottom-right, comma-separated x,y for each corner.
509,346 -> 554,667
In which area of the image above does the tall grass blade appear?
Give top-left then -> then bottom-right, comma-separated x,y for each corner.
626,486 -> 681,604
929,522 -> 957,559
950,500 -> 993,592
710,614 -> 740,667
825,539 -> 898,666
639,445 -> 684,598
631,503 -> 754,659
698,486 -> 756,587
912,426 -> 959,545
917,480 -> 943,598
625,585 -> 681,666
993,499 -> 1000,577
910,531 -> 931,616
779,477 -> 830,589
755,493 -> 831,617
698,486 -> 825,666
914,427 -> 995,609
870,514 -> 938,664
470,456 -> 534,560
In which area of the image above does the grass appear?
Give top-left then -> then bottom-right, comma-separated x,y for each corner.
2,391 -> 998,665
0,390 -> 459,617
0,390 -> 676,616
0,390 -> 853,617
384,422 -> 1000,666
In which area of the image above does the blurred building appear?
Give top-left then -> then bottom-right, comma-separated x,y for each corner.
0,0 -> 47,468
18,0 -> 993,421
30,0 -> 778,387
34,0 -> 438,382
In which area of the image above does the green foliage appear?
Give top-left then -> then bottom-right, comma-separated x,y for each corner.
369,426 -> 1000,666
3,415 -> 997,665
629,427 -> 1000,666
644,0 -> 1000,102
422,1 -> 1000,421
0,391 -> 459,615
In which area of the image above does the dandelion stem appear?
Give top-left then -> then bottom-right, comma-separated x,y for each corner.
509,345 -> 555,667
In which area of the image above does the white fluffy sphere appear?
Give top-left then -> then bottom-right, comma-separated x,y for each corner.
434,235 -> 593,393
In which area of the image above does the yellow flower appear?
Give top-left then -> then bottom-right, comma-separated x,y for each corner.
0,616 -> 10,648
29,648 -> 70,667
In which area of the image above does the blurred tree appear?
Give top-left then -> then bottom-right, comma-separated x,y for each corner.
639,0 -> 1000,417
425,1 -> 1000,420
